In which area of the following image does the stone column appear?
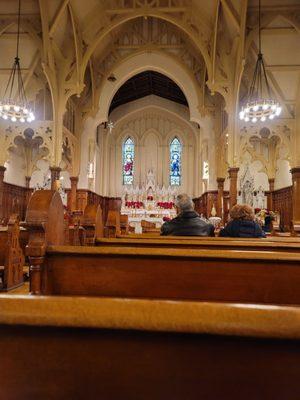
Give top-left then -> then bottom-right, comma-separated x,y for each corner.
50,167 -> 61,190
70,176 -> 79,212
216,177 -> 225,220
228,167 -> 239,209
0,166 -> 6,220
268,178 -> 275,211
291,167 -> 300,223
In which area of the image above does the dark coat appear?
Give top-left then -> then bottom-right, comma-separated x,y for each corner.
219,219 -> 266,238
160,211 -> 215,237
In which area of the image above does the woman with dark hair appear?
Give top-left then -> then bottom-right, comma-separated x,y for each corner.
219,204 -> 266,238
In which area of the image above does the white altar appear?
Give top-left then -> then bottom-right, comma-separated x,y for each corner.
121,169 -> 177,232
237,165 -> 267,209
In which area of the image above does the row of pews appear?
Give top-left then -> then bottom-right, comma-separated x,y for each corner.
1,189 -> 300,399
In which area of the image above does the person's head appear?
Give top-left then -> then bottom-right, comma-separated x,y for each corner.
175,194 -> 194,214
229,204 -> 255,221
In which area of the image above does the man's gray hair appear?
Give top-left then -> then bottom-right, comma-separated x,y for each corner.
175,194 -> 194,212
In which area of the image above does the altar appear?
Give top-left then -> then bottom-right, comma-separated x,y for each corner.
121,169 -> 177,233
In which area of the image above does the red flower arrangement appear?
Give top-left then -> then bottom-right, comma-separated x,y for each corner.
147,196 -> 154,201
157,201 -> 174,209
125,201 -> 144,208
163,216 -> 171,222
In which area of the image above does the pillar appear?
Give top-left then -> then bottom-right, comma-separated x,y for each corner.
50,167 -> 61,190
0,166 -> 6,220
70,176 -> 79,212
228,167 -> 239,209
291,167 -> 300,223
216,177 -> 225,220
268,178 -> 275,211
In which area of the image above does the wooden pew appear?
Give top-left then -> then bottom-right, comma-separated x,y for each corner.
141,219 -> 160,233
120,214 -> 129,235
1,295 -> 300,399
95,236 -> 300,253
80,204 -> 104,245
105,210 -> 121,237
26,243 -> 300,305
0,215 -> 24,291
115,232 -> 300,243
25,190 -> 65,294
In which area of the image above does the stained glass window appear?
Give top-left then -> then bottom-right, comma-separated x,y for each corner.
122,137 -> 134,185
169,137 -> 182,186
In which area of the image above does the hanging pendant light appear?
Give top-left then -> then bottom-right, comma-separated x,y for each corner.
239,0 -> 281,123
0,0 -> 35,123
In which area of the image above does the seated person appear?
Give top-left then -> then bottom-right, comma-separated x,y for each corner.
219,204 -> 266,238
161,194 -> 214,236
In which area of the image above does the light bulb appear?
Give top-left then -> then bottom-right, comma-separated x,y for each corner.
239,111 -> 244,120
2,114 -> 8,120
261,116 -> 266,122
20,117 -> 25,123
252,117 -> 257,123
4,104 -> 10,110
24,108 -> 28,114
26,117 -> 32,122
269,114 -> 274,120
245,107 -> 250,113
30,113 -> 35,120
14,105 -> 20,112
253,105 -> 259,111
271,104 -> 276,111
263,104 -> 268,110
245,116 -> 250,122
276,107 -> 282,116
11,116 -> 16,122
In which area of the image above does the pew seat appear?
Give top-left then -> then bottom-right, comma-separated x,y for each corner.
1,295 -> 300,400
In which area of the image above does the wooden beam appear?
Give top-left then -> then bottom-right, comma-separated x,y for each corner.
49,0 -> 70,37
266,65 -> 300,72
220,0 -> 240,32
212,0 -> 220,85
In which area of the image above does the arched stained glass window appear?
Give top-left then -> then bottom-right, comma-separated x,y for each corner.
122,137 -> 135,185
169,137 -> 182,186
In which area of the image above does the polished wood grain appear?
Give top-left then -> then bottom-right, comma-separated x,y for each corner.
0,215 -> 24,291
33,245 -> 300,305
96,236 -> 300,252
1,296 -> 300,400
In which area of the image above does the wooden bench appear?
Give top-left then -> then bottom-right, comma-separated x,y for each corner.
80,204 -> 104,245
28,245 -> 300,305
24,190 -> 300,305
1,295 -> 300,399
0,215 -> 24,291
96,236 -> 300,252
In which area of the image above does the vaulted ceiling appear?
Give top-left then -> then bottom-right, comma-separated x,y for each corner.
109,71 -> 188,113
0,0 -> 298,118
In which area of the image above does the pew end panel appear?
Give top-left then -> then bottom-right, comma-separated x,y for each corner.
0,214 -> 24,291
80,204 -> 104,245
105,210 -> 121,238
25,190 -> 65,295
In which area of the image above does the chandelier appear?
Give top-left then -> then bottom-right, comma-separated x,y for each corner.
239,0 -> 281,123
0,0 -> 35,123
